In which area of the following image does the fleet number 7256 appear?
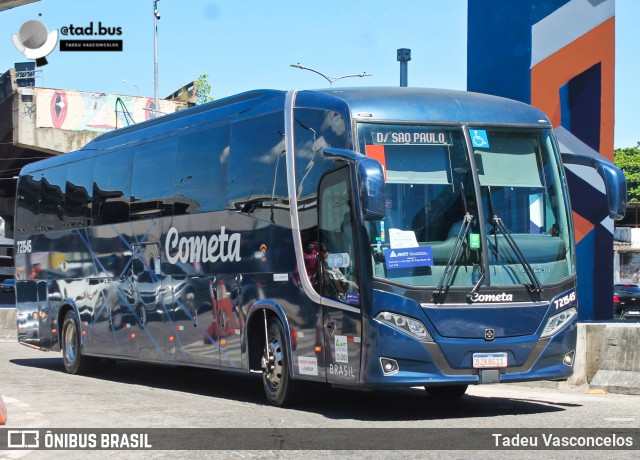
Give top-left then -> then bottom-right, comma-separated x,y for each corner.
16,240 -> 32,254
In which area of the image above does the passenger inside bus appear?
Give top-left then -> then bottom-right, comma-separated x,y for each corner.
303,240 -> 319,278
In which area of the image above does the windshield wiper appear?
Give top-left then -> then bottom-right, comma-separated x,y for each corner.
465,266 -> 485,302
433,184 -> 475,300
433,213 -> 473,300
485,188 -> 543,295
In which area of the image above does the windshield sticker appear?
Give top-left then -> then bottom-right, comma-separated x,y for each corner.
384,247 -> 433,270
469,233 -> 481,249
389,228 -> 419,249
372,130 -> 451,146
344,292 -> 360,305
470,129 -> 490,148
326,252 -> 351,269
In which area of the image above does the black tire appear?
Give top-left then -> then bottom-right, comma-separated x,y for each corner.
262,319 -> 297,407
61,310 -> 96,374
425,384 -> 468,399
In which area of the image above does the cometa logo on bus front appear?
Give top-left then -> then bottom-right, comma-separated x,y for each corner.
470,292 -> 514,303
165,226 -> 241,264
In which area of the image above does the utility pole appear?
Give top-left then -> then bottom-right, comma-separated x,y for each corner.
153,0 -> 160,117
397,48 -> 411,87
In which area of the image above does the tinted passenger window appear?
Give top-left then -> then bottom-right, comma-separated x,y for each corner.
175,125 -> 230,214
131,138 -> 177,220
93,150 -> 132,225
16,173 -> 40,235
294,109 -> 349,234
16,280 -> 38,303
38,166 -> 66,232
228,112 -> 289,226
65,158 -> 94,229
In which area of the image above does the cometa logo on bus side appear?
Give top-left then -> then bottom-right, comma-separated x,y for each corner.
165,226 -> 241,265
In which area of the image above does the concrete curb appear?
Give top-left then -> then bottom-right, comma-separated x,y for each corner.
589,324 -> 640,395
568,323 -> 607,385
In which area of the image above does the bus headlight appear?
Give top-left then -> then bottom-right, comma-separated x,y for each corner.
541,307 -> 577,338
375,312 -> 433,342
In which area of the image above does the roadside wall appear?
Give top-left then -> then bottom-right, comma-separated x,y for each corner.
0,308 -> 16,341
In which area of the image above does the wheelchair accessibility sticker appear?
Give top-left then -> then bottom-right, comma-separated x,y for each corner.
470,129 -> 489,148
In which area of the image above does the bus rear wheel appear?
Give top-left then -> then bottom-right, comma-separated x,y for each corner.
61,310 -> 95,374
261,318 -> 297,407
425,385 -> 468,399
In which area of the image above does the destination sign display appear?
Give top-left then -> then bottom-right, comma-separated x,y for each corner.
371,130 -> 452,146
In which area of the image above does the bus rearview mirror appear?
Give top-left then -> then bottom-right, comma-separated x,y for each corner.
561,152 -> 627,220
357,158 -> 386,221
323,148 -> 386,221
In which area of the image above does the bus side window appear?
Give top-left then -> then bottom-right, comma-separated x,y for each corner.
38,166 -> 66,232
227,111 -> 290,227
93,151 -> 133,225
175,125 -> 230,215
318,166 -> 359,305
64,158 -> 94,228
131,139 -> 177,220
293,107 -> 351,295
16,174 -> 41,235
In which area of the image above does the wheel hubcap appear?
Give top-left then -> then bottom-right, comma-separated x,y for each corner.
263,334 -> 283,388
64,321 -> 77,364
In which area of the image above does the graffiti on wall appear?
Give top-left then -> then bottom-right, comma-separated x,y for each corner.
34,87 -> 185,132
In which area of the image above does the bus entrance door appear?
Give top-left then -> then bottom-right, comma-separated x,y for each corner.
318,166 -> 362,385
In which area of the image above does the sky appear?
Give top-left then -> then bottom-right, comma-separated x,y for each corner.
0,0 -> 638,149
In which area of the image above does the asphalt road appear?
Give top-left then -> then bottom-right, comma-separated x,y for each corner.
1,340 -> 639,459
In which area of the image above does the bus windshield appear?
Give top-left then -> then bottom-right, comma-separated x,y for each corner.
357,123 -> 573,289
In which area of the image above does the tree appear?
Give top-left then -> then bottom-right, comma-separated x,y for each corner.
615,142 -> 640,202
196,74 -> 214,105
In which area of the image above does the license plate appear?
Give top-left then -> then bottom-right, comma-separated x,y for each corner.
473,352 -> 508,368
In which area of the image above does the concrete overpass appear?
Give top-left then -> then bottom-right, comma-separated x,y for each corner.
0,66 -> 192,238
0,0 -> 40,13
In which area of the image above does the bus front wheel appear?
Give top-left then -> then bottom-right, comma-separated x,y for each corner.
61,310 -> 95,374
261,318 -> 297,406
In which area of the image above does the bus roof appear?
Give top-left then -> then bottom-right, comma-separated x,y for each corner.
19,87 -> 551,176
306,87 -> 552,126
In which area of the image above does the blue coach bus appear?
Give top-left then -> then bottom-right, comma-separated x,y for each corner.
14,88 -> 625,406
